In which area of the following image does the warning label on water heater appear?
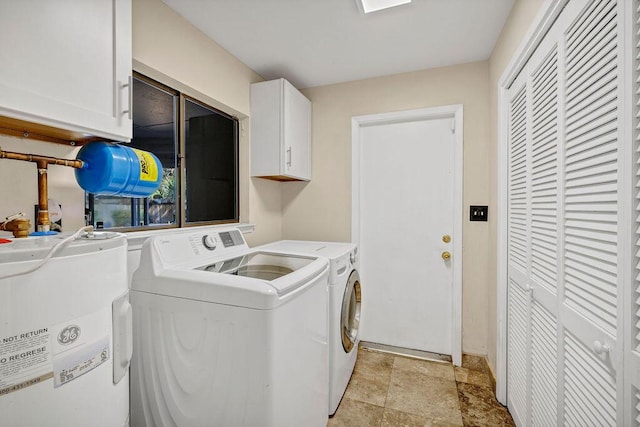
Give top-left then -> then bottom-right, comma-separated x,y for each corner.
0,327 -> 53,396
0,309 -> 112,397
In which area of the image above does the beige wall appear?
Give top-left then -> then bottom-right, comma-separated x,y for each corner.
0,0 -> 281,245
0,136 -> 84,235
133,0 -> 282,246
282,61 -> 492,355
486,0 -> 547,372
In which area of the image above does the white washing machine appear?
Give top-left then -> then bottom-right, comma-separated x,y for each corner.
0,231 -> 131,427
259,240 -> 361,415
130,228 -> 329,427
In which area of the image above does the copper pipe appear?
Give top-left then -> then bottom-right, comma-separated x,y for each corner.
0,149 -> 84,231
0,150 -> 83,169
36,161 -> 50,232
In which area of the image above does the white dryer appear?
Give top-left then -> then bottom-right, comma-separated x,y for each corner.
259,240 -> 361,415
130,228 -> 329,427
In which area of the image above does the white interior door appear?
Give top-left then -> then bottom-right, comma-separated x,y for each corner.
355,111 -> 459,357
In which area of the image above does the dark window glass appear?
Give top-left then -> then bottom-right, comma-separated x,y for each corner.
184,99 -> 238,223
86,74 -> 238,230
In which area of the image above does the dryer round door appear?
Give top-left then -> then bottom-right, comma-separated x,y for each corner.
341,270 -> 361,353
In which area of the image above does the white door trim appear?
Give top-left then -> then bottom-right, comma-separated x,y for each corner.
496,0 -> 568,405
351,104 -> 463,366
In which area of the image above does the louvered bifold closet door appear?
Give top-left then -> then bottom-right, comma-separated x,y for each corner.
506,20 -> 562,426
505,0 -> 629,425
561,0 -> 622,424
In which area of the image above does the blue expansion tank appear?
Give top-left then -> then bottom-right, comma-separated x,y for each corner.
75,142 -> 163,197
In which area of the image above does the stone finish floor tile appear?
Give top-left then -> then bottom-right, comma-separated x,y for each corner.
343,368 -> 391,408
393,356 -> 455,381
344,350 -> 393,406
330,349 -> 515,427
343,349 -> 394,407
381,408 -> 429,427
457,382 -> 515,427
386,368 -> 463,425
355,348 -> 396,374
461,354 -> 486,372
454,366 -> 491,388
328,398 -> 385,427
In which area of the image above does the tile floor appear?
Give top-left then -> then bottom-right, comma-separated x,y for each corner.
328,348 -> 515,427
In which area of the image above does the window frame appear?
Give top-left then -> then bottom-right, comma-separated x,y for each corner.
86,72 -> 240,232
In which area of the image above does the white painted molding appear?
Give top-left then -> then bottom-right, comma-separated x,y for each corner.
495,0 -> 567,405
351,104 -> 464,366
621,3 -> 635,426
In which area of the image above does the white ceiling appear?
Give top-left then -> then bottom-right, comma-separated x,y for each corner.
162,0 -> 515,89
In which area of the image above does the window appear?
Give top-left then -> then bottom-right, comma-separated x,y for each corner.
86,73 -> 239,230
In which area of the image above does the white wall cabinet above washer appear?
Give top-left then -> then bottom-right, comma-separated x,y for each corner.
0,0 -> 133,142
250,78 -> 311,181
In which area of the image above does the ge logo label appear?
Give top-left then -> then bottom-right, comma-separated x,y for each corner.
57,325 -> 80,345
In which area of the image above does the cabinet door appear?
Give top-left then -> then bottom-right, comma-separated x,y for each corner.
282,80 -> 311,180
0,0 -> 132,141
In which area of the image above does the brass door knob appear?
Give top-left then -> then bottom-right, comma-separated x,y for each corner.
442,251 -> 451,260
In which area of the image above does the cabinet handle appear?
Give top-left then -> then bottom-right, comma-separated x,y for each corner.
286,147 -> 292,168
121,75 -> 133,120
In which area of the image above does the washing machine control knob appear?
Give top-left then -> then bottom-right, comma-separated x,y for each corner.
202,234 -> 217,250
350,252 -> 356,265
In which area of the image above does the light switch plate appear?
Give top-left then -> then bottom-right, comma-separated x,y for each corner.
470,205 -> 488,222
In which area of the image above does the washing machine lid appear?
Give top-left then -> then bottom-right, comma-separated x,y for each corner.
197,251 -> 310,277
194,251 -> 319,293
132,231 -> 329,309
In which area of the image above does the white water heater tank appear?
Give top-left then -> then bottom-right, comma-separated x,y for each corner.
0,232 -> 131,427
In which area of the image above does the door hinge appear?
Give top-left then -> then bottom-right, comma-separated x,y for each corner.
451,119 -> 455,133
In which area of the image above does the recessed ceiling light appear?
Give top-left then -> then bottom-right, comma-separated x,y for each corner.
357,0 -> 411,14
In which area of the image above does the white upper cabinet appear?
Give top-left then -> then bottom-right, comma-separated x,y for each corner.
0,0 -> 132,142
250,78 -> 311,181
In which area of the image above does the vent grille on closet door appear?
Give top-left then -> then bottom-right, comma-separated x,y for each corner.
509,86 -> 528,274
531,301 -> 557,426
530,47 -> 559,294
563,330 -> 616,426
563,0 -> 618,337
507,280 -> 528,421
